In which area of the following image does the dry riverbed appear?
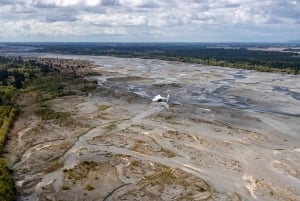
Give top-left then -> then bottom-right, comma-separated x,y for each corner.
4,56 -> 300,201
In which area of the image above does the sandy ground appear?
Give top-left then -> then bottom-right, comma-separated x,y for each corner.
3,56 -> 300,201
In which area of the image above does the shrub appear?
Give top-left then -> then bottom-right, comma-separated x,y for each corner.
61,184 -> 70,190
0,159 -> 15,201
84,184 -> 94,191
98,105 -> 111,111
104,122 -> 117,131
0,108 -> 16,153
35,108 -> 70,123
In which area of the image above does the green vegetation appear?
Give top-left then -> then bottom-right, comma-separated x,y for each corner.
0,56 -> 50,90
79,160 -> 97,170
0,108 -> 16,152
98,105 -> 111,111
43,161 -> 64,174
0,159 -> 15,201
30,43 -> 300,74
104,122 -> 117,131
1,56 -> 80,103
0,86 -> 17,106
0,106 -> 12,126
63,168 -> 76,180
138,168 -> 212,198
30,76 -> 77,102
63,161 -> 98,185
146,168 -> 177,186
35,107 -> 70,124
0,55 -> 96,200
84,184 -> 95,191
61,184 -> 70,190
0,56 -> 44,200
0,104 -> 16,201
139,168 -> 179,194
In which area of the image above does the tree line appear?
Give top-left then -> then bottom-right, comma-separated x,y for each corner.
0,56 -> 56,201
33,43 -> 300,74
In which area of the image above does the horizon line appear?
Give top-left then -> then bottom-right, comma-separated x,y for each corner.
1,41 -> 299,44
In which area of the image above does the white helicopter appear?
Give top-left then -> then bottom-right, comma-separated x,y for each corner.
152,94 -> 170,102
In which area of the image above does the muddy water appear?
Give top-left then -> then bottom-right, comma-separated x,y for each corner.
2,52 -> 300,200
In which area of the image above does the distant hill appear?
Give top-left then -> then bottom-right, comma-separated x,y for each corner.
287,40 -> 300,43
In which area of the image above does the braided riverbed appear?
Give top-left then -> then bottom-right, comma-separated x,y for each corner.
2,53 -> 300,201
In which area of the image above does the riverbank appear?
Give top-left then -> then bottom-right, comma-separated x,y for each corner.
0,56 -> 99,201
0,107 -> 17,201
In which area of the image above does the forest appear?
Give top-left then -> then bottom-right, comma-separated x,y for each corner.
0,56 -> 56,200
0,56 -> 89,200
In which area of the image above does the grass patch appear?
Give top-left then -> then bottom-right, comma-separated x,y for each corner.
146,169 -> 176,185
44,161 -> 63,174
63,168 -> 75,180
0,108 -> 17,153
84,184 -> 95,191
0,86 -> 18,106
98,105 -> 111,111
62,161 -> 100,185
80,161 -> 97,170
29,75 -> 78,101
61,184 -> 70,190
104,122 -> 117,131
35,107 -> 70,124
0,159 -> 15,201
139,168 -> 213,197
0,106 -> 11,126
139,168 -> 177,193
40,83 -> 65,93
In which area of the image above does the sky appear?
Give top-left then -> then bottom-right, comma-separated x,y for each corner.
0,0 -> 299,42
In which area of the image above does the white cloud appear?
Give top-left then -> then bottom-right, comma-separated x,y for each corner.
76,13 -> 147,26
118,0 -> 162,8
1,0 -> 300,24
0,19 -> 127,38
33,0 -> 84,7
0,0 -> 299,41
